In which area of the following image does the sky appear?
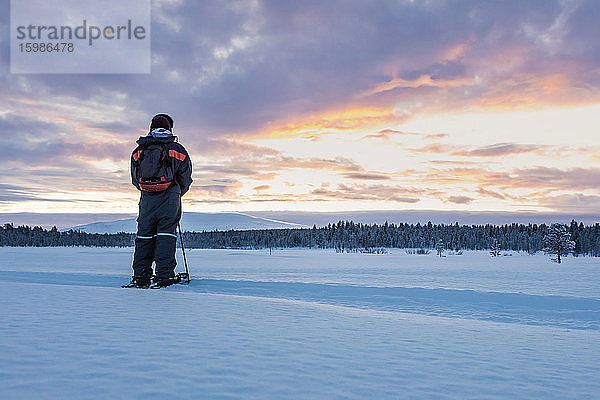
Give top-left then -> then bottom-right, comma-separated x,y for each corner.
1,0 -> 599,215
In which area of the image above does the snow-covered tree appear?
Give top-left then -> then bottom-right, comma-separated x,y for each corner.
543,223 -> 575,264
436,239 -> 445,257
490,238 -> 501,257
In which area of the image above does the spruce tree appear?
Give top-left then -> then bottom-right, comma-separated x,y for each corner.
543,223 -> 575,263
490,238 -> 501,257
436,239 -> 445,257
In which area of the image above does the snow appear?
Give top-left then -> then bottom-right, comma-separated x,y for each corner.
0,247 -> 599,399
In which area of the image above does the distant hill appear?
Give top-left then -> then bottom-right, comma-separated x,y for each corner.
64,212 -> 307,233
249,210 -> 600,227
1,210 -> 597,234
0,213 -> 135,230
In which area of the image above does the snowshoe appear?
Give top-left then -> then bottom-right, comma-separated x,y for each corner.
122,277 -> 151,289
150,275 -> 182,289
177,272 -> 190,284
150,273 -> 190,289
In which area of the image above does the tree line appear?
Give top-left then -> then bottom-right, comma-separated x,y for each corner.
1,220 -> 599,256
0,225 -> 133,247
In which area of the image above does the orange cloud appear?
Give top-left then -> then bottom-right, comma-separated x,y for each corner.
261,106 -> 397,139
253,184 -> 270,192
358,74 -> 473,98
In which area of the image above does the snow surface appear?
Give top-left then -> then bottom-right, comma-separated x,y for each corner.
0,247 -> 598,399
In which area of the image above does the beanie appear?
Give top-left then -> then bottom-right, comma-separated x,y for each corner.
150,114 -> 173,131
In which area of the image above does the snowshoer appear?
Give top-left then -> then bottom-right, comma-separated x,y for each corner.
126,114 -> 192,288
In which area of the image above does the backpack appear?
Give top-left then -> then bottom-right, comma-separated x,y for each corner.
133,143 -> 174,192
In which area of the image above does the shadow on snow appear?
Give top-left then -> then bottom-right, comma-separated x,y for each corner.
1,270 -> 598,331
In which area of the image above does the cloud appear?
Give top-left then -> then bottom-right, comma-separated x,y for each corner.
401,60 -> 468,82
539,193 -> 600,213
194,154 -> 364,185
191,180 -> 244,196
3,0 -> 597,139
420,166 -> 600,191
428,159 -> 484,166
447,196 -> 474,204
0,113 -> 56,133
0,113 -> 133,168
409,142 -> 544,157
90,121 -> 139,133
378,129 -> 407,135
360,129 -> 426,141
496,167 -> 600,190
311,183 -> 421,203
408,143 -> 455,154
280,156 -> 363,172
0,183 -> 102,204
453,143 -> 541,157
0,184 -> 41,203
476,187 -> 506,200
187,199 -> 242,205
188,138 -> 281,158
424,133 -> 448,140
341,172 -> 391,181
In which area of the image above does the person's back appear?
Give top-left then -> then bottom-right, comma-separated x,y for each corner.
126,114 -> 193,288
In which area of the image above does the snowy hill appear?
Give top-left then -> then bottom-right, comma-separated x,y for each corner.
4,210 -> 597,234
249,210 -> 600,227
0,213 -> 135,230
65,212 -> 307,233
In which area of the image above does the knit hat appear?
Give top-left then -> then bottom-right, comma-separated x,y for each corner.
150,114 -> 173,131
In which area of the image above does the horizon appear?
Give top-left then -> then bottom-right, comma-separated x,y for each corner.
1,1 -> 599,214
1,209 -> 597,231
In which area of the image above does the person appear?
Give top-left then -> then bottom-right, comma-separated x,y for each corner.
126,114 -> 193,288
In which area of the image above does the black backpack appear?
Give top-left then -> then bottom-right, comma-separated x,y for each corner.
133,144 -> 174,192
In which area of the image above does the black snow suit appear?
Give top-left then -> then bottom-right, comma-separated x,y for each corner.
130,134 -> 192,281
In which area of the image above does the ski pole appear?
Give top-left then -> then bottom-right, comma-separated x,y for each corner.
177,222 -> 190,283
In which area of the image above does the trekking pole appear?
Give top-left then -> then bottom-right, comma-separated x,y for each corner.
177,222 -> 190,283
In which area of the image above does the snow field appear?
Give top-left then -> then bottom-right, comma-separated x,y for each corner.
0,247 -> 598,399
